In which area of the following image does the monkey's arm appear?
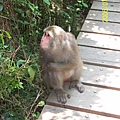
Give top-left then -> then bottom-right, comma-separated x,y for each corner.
48,62 -> 79,72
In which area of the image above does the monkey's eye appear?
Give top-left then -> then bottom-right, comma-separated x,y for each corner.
45,32 -> 50,37
46,33 -> 50,37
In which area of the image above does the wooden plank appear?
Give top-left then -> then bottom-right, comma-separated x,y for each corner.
82,64 -> 120,90
95,0 -> 120,3
38,105 -> 120,120
86,10 -> 120,23
91,1 -> 120,12
81,20 -> 120,36
77,32 -> 120,51
79,46 -> 120,68
47,85 -> 120,119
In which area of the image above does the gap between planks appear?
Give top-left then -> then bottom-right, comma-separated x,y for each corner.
82,81 -> 120,91
39,104 -> 120,120
83,60 -> 120,70
85,19 -> 120,24
78,44 -> 120,52
46,101 -> 120,119
79,30 -> 120,37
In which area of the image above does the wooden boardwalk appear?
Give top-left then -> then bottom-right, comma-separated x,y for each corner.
38,0 -> 120,119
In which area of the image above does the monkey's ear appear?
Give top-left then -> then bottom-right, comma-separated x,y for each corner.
61,34 -> 66,41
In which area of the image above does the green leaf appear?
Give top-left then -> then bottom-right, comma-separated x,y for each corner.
0,34 -> 4,44
62,11 -> 70,18
38,100 -> 45,107
35,30 -> 39,34
0,94 -> 4,99
82,2 -> 88,8
77,0 -> 82,3
19,37 -> 24,42
36,112 -> 40,118
19,82 -> 24,89
32,113 -> 37,118
34,5 -> 38,10
43,0 -> 50,5
4,31 -> 12,39
66,6 -> 74,12
28,66 -> 35,81
23,21 -> 29,25
0,53 -> 2,58
32,112 -> 40,119
0,0 -> 3,3
28,3 -> 34,11
3,45 -> 8,48
0,5 -> 3,11
17,60 -> 25,67
15,8 -> 24,15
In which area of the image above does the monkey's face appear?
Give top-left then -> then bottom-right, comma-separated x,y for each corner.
40,31 -> 53,49
40,26 -> 66,50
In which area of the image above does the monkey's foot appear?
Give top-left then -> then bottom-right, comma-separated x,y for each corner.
69,80 -> 85,93
55,89 -> 71,104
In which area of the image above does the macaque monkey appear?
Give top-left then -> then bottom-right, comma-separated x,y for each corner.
40,25 -> 85,104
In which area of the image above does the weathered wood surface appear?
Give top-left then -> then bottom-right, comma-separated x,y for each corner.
39,105 -> 120,120
95,0 -> 120,3
86,10 -> 120,23
79,46 -> 120,68
81,20 -> 120,36
39,0 -> 120,119
47,85 -> 120,119
77,32 -> 120,51
91,1 -> 120,12
82,64 -> 120,90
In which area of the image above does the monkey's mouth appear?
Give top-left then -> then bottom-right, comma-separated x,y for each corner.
40,45 -> 49,49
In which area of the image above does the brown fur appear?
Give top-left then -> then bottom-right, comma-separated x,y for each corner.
40,25 -> 85,104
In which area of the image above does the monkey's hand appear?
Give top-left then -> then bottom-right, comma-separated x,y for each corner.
55,88 -> 70,104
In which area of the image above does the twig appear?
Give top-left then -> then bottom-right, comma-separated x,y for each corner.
4,98 -> 14,104
22,48 -> 27,60
33,90 -> 44,113
10,45 -> 21,59
26,91 -> 41,119
0,15 -> 10,20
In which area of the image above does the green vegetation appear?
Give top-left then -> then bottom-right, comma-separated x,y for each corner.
0,0 -> 92,119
